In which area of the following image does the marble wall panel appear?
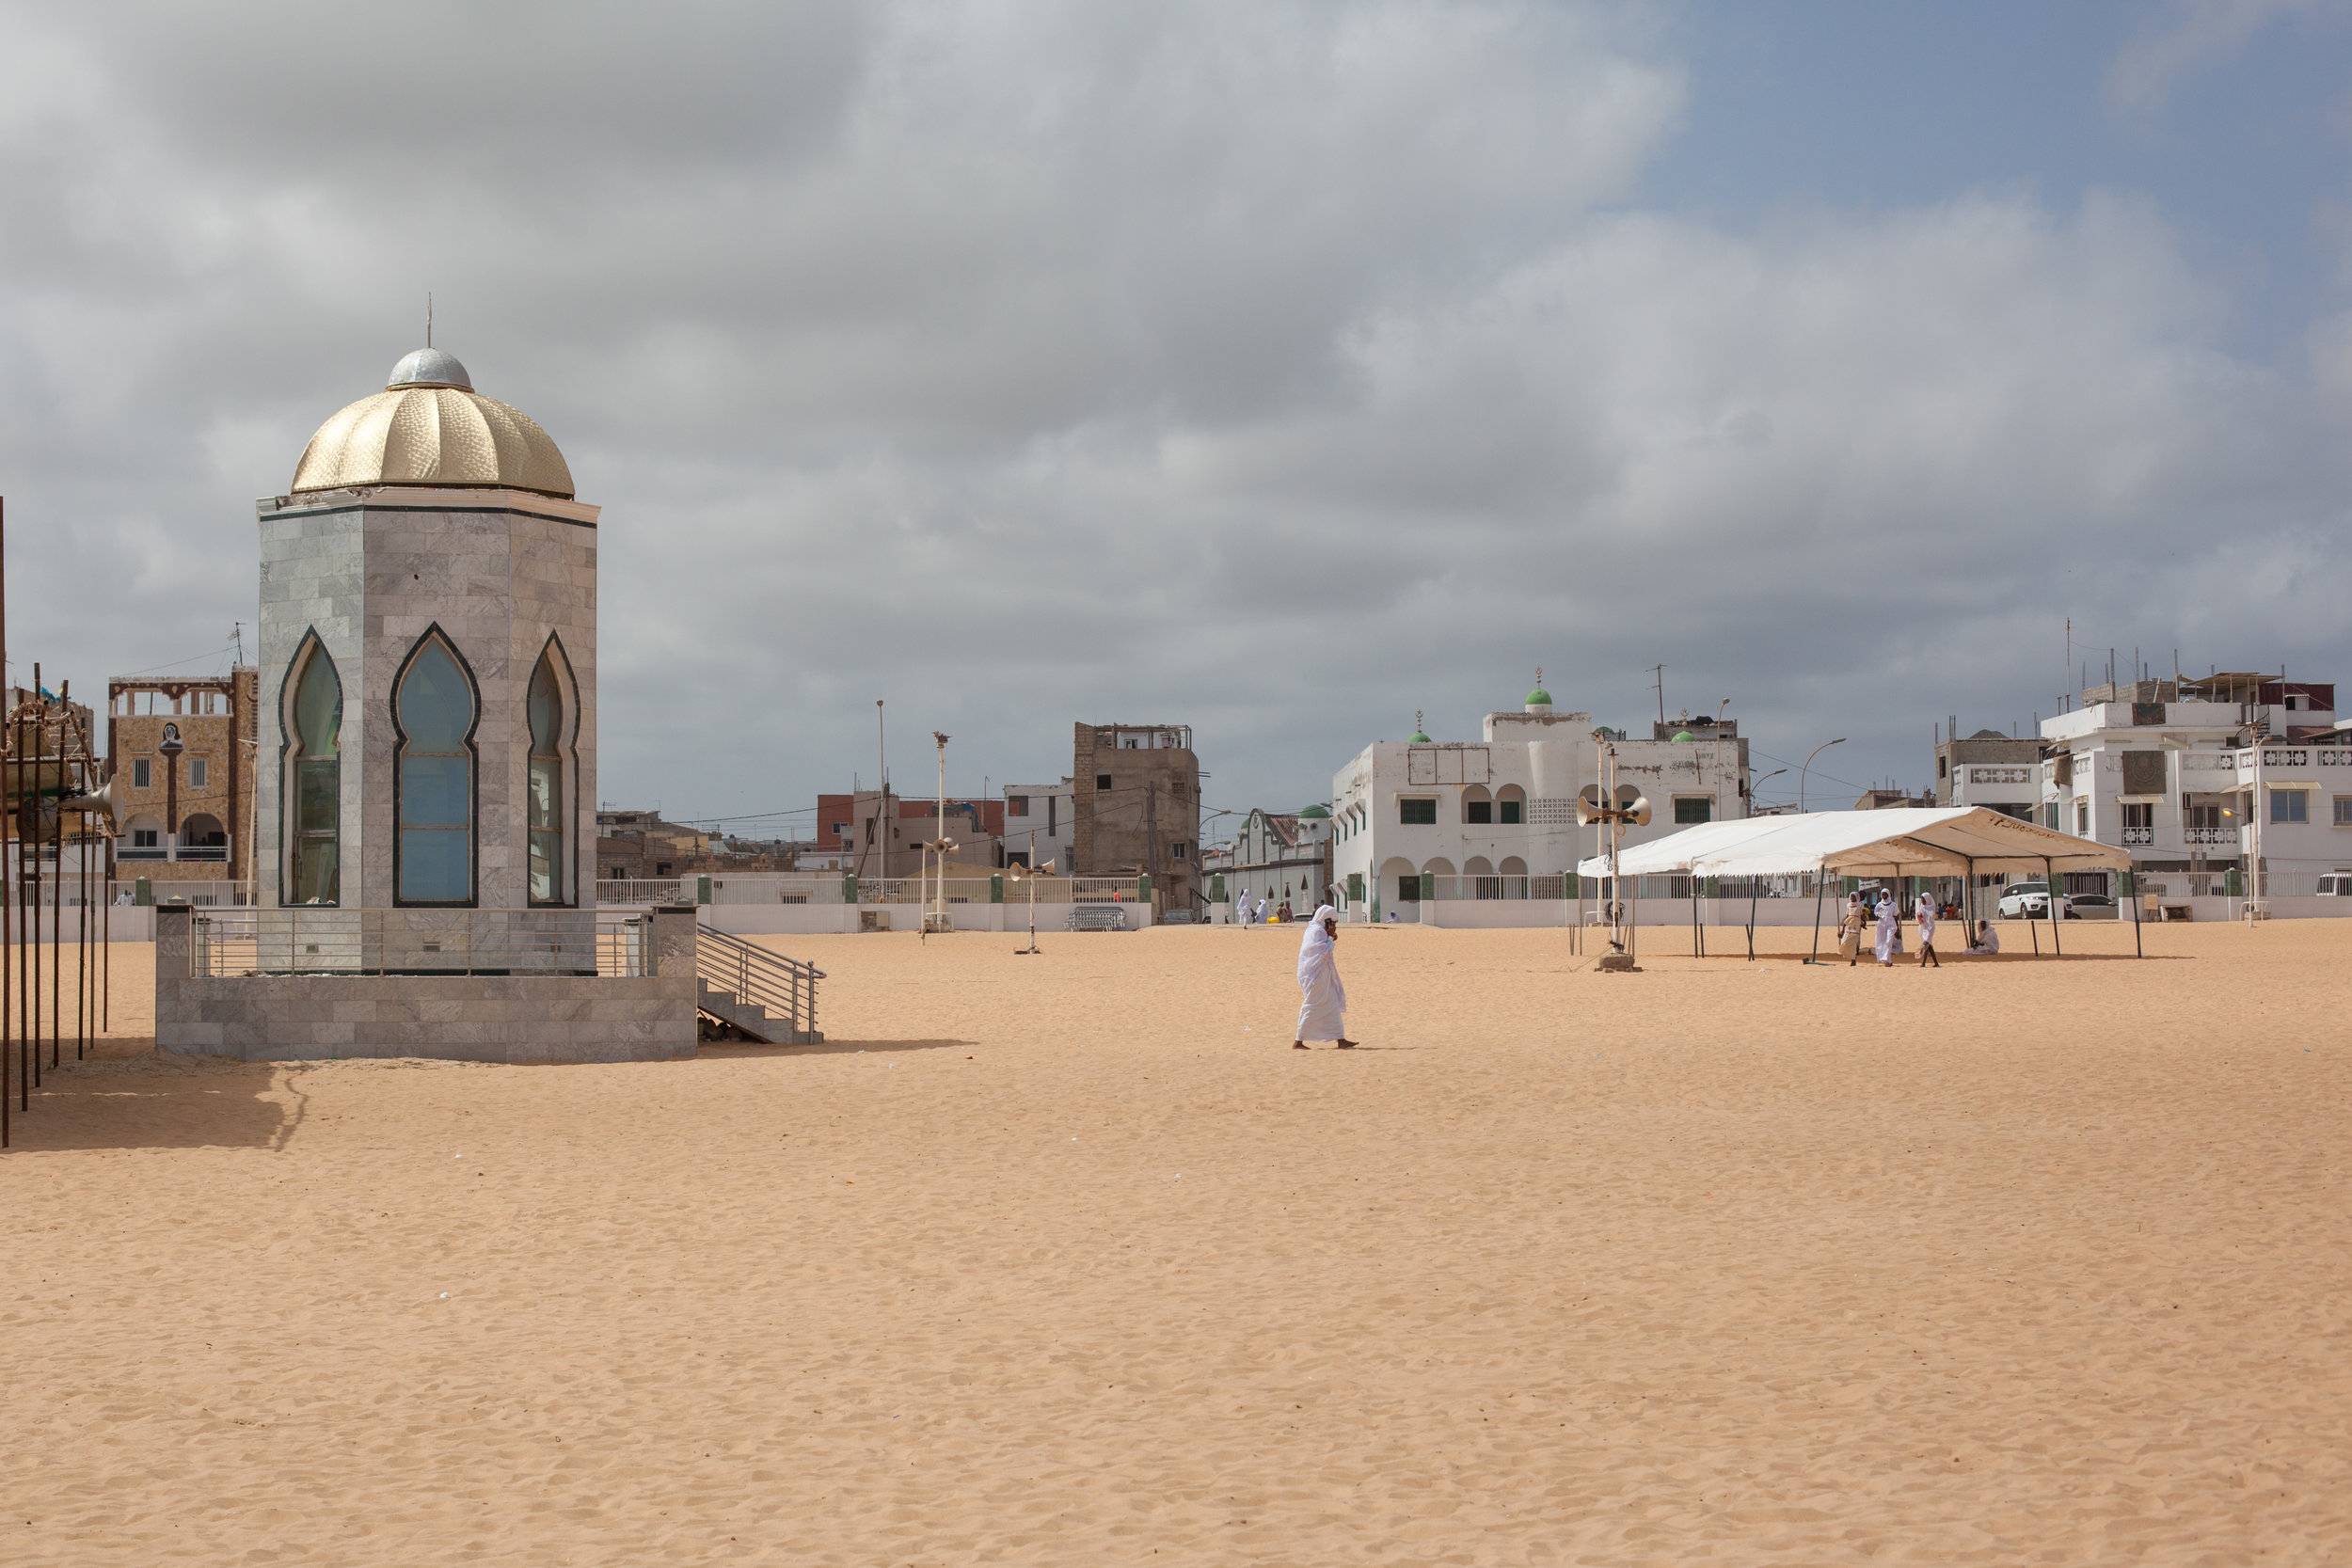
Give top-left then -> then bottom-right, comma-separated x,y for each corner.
157,974 -> 695,1061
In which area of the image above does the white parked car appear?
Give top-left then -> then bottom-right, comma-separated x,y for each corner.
1996,881 -> 2071,920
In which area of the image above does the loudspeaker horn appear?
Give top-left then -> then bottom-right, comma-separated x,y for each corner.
1628,795 -> 1652,828
58,773 -> 119,821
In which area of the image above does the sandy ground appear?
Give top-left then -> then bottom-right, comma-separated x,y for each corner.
3,920 -> 2347,1565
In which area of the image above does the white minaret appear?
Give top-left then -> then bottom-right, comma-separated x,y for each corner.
254,345 -> 598,911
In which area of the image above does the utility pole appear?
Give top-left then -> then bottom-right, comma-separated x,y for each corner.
1648,665 -> 1665,728
1144,781 -> 1160,918
876,700 -> 886,883
929,731 -> 951,932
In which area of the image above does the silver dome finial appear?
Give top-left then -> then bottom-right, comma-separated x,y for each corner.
387,345 -> 471,390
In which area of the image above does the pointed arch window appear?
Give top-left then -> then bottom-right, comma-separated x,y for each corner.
395,631 -> 477,905
285,637 -> 342,905
527,642 -> 570,906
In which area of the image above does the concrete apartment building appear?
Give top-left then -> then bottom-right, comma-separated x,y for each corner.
814,791 -> 1006,877
1331,681 -> 1753,920
106,669 -> 259,893
2036,672 -> 2351,899
1073,722 -> 1200,913
595,808 -> 709,881
1933,724 -> 2042,819
1000,778 -> 1073,870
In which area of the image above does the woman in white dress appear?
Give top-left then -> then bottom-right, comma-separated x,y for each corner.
1293,906 -> 1357,1050
1873,892 -> 1900,966
1915,891 -> 1940,968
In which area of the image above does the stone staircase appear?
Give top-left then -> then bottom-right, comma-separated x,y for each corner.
696,925 -> 825,1044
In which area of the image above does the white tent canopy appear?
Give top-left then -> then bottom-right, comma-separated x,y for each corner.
1578,807 -> 2133,881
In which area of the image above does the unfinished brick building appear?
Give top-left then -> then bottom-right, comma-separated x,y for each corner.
1071,721 -> 1200,915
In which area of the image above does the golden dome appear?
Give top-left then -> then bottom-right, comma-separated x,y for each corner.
290,349 -> 575,498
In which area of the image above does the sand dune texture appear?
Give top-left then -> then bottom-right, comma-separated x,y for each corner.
6,922 -> 2348,1564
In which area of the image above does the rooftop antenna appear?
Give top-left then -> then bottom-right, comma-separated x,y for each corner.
1647,664 -> 1665,726
230,622 -> 244,666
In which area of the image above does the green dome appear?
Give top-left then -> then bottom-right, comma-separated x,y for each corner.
1298,804 -> 1330,819
1672,729 -> 1695,742
1408,729 -> 1431,743
1526,687 -> 1551,705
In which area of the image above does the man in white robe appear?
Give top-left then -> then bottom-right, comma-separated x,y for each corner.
1872,893 -> 1899,965
1294,906 -> 1356,1049
1915,891 -> 1940,967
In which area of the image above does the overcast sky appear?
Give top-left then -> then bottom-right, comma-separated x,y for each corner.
6,0 -> 2350,836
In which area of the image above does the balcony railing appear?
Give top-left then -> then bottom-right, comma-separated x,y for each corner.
2121,827 -> 2153,846
2184,826 -> 2236,846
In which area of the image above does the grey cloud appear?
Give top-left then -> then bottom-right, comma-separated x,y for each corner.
0,1 -> 2342,827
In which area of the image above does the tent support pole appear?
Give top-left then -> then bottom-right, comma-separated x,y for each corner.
1747,888 -> 1756,961
2132,866 -> 2143,958
1806,868 -> 1824,963
2044,855 -> 2060,956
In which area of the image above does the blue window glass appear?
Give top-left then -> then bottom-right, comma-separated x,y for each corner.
398,636 -> 474,902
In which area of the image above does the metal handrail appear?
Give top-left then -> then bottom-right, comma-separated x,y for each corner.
189,909 -> 642,977
695,924 -> 826,1037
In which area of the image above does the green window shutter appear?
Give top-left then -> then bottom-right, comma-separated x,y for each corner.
1419,873 -> 1436,902
696,875 -> 712,906
842,873 -> 859,905
1345,872 -> 1363,902
990,874 -> 1005,904
1500,800 -> 1522,825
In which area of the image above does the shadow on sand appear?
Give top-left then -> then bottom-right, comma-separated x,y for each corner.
9,1044 -> 304,1153
691,1037 -> 975,1059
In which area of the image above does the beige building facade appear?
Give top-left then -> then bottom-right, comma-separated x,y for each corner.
106,670 -> 260,889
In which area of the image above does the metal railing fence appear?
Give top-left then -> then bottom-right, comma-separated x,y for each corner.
191,909 -> 648,977
696,925 -> 824,1037
594,872 -> 1150,907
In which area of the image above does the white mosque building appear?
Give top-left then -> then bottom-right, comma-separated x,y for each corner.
1329,679 -> 1753,923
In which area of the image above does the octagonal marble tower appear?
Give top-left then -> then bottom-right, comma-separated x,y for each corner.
254,345 -> 597,910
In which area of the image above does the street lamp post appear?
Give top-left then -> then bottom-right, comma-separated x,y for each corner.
1799,738 -> 1846,815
